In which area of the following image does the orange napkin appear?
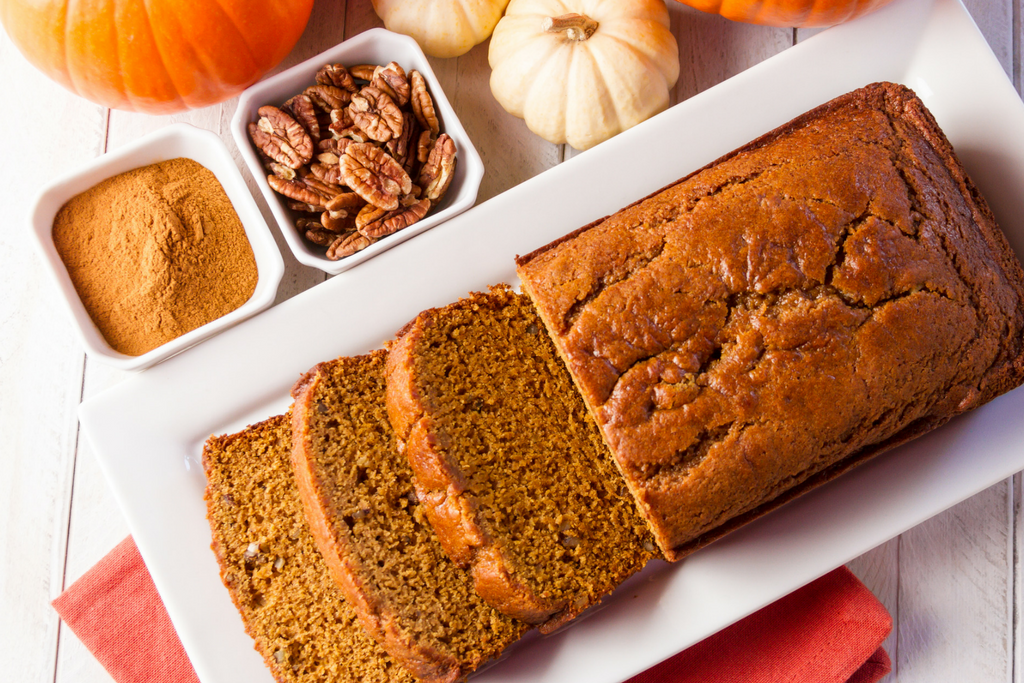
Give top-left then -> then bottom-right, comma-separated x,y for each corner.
53,537 -> 891,683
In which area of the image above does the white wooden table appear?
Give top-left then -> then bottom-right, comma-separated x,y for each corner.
0,1 -> 1019,681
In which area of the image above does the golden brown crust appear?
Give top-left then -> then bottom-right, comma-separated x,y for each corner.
291,355 -> 461,683
518,82 -> 1024,561
385,312 -> 561,624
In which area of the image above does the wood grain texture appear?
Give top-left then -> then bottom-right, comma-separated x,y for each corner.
0,32 -> 105,683
846,538 -> 899,675
897,482 -> 1014,681
670,4 -> 792,101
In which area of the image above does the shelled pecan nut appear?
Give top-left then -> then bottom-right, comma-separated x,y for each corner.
321,210 -> 356,233
355,204 -> 388,230
387,111 -> 418,171
418,134 -> 457,202
416,129 -> 435,164
341,142 -> 411,211
372,62 -> 411,107
358,197 -> 431,239
316,63 -> 358,92
305,84 -> 351,112
255,106 -> 313,168
410,71 -> 440,136
268,175 -> 324,207
288,201 -> 322,213
326,232 -> 373,260
348,86 -> 404,143
325,191 -> 367,214
283,94 -> 320,142
310,162 -> 343,186
349,64 -> 379,81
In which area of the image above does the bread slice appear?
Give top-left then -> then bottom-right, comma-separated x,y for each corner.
516,82 -> 1024,560
385,286 -> 658,631
202,414 -> 414,683
290,351 -> 528,683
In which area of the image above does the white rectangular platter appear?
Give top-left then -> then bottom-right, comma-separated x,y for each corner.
79,1 -> 1024,681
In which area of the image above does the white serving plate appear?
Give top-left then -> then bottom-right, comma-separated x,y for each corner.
231,28 -> 484,275
79,1 -> 1024,681
29,124 -> 284,372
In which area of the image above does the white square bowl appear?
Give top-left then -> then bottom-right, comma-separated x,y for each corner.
29,123 -> 285,372
231,28 -> 484,275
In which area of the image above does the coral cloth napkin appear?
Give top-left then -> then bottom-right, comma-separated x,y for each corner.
52,536 -> 891,683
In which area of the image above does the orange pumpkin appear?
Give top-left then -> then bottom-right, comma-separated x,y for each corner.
674,0 -> 896,26
0,0 -> 314,113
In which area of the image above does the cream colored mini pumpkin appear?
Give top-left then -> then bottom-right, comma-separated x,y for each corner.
372,0 -> 512,58
489,0 -> 679,150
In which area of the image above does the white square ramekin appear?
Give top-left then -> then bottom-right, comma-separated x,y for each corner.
29,123 -> 285,372
231,28 -> 484,275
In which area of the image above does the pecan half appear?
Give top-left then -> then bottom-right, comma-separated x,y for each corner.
348,86 -> 404,143
288,201 -> 322,213
372,62 -> 410,107
349,64 -> 379,81
327,233 -> 373,260
410,71 -> 440,136
387,111 -> 417,171
316,63 -> 358,93
267,161 -> 298,181
302,176 -> 343,200
341,143 -> 412,211
310,162 -> 343,186
325,191 -> 367,214
305,84 -> 351,112
317,137 -> 352,156
283,94 -> 320,142
417,133 -> 457,202
317,152 -> 340,166
417,129 -> 435,164
255,106 -> 313,168
249,123 -> 303,171
303,224 -> 337,247
321,210 -> 356,233
359,197 -> 431,239
332,125 -> 369,143
355,204 -> 388,230
268,175 -> 324,207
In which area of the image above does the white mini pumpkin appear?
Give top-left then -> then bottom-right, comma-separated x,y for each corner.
372,0 -> 512,58
489,0 -> 680,150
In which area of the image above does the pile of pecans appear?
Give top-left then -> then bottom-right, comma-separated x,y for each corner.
248,62 -> 457,260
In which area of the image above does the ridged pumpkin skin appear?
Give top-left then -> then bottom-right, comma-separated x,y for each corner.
0,0 -> 313,113
372,0 -> 511,58
676,0 -> 896,27
489,0 -> 680,151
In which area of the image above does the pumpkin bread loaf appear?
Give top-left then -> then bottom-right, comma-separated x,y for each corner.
202,415 -> 414,683
385,286 -> 659,631
516,82 -> 1024,561
290,351 -> 529,683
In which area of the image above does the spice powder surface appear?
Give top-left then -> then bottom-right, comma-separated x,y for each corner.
53,158 -> 259,356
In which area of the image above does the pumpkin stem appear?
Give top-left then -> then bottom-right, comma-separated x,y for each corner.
542,13 -> 599,41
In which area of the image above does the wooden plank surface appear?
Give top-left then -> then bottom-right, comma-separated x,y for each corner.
0,32 -> 105,683
0,2 -> 1018,682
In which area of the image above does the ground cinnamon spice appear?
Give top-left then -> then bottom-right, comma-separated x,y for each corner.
52,158 -> 258,357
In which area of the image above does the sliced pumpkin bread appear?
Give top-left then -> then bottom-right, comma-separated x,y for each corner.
290,351 -> 529,683
202,414 -> 414,683
384,286 -> 659,631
